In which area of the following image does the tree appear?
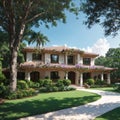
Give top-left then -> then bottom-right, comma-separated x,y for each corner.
106,48 -> 120,80
81,0 -> 120,36
95,56 -> 107,66
95,47 -> 120,81
0,0 -> 78,91
27,32 -> 49,47
0,30 -> 25,68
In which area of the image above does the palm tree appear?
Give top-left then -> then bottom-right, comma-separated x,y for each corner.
28,32 -> 49,48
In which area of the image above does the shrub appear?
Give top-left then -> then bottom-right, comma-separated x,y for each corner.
17,80 -> 28,90
66,87 -> 76,91
46,86 -> 53,92
0,83 -> 9,98
52,86 -> 58,92
95,79 -> 106,85
86,78 -> 95,86
7,92 -> 17,99
58,86 -> 65,91
0,73 -> 6,83
26,81 -> 40,88
43,79 -> 52,87
0,73 -> 6,80
56,79 -> 64,87
39,79 -> 45,87
6,88 -> 36,100
27,81 -> 34,88
34,82 -> 40,88
63,79 -> 71,86
39,87 -> 47,92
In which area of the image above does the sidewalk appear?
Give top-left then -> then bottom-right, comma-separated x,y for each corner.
20,88 -> 120,120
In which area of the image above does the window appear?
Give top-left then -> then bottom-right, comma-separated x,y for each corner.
68,55 -> 74,65
32,53 -> 42,61
51,54 -> 59,63
83,58 -> 91,65
50,71 -> 59,79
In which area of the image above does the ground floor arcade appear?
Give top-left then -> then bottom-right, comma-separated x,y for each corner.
22,70 -> 111,86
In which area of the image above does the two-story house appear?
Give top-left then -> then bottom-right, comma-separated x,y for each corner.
20,45 -> 114,86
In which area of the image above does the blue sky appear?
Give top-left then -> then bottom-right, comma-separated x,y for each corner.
32,12 -> 120,56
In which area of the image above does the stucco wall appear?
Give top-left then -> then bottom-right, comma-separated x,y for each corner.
91,58 -> 95,66
59,54 -> 64,64
45,71 -> 50,78
25,52 -> 95,66
59,71 -> 65,79
45,53 -> 50,64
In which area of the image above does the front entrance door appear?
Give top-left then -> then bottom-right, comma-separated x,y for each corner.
68,71 -> 76,84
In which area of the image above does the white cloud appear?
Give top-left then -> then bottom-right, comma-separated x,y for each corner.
83,38 -> 110,56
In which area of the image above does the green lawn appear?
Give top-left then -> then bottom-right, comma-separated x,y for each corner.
91,87 -> 116,92
95,107 -> 120,120
0,90 -> 100,120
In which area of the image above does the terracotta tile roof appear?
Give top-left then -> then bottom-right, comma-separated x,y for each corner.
44,46 -> 69,51
23,45 -> 81,52
23,46 -> 99,57
81,52 -> 99,58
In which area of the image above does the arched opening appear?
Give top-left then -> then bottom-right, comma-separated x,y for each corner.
30,71 -> 40,82
68,71 -> 76,84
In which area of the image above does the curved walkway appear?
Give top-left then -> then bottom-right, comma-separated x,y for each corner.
20,88 -> 120,120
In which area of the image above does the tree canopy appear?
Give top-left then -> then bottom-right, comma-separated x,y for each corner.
82,0 -> 120,36
0,0 -> 79,91
95,47 -> 120,82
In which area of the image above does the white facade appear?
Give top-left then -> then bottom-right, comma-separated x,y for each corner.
26,52 -> 95,66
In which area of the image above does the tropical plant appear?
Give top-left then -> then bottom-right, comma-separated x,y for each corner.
27,32 -> 49,48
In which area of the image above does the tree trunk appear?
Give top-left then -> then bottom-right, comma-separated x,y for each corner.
9,48 -> 18,92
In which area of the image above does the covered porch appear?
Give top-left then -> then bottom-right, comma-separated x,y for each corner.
20,62 -> 115,86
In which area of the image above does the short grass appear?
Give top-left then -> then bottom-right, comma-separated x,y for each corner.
95,107 -> 120,120
91,87 -> 116,92
0,90 -> 100,120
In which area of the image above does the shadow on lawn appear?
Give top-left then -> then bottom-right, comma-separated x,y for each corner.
96,107 -> 120,120
0,95 -> 99,120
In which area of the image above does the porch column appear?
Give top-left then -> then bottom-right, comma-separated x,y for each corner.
101,72 -> 104,81
25,72 -> 30,81
80,73 -> 83,87
65,53 -> 68,65
107,73 -> 111,84
75,71 -> 79,85
65,72 -> 68,79
77,54 -> 80,64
